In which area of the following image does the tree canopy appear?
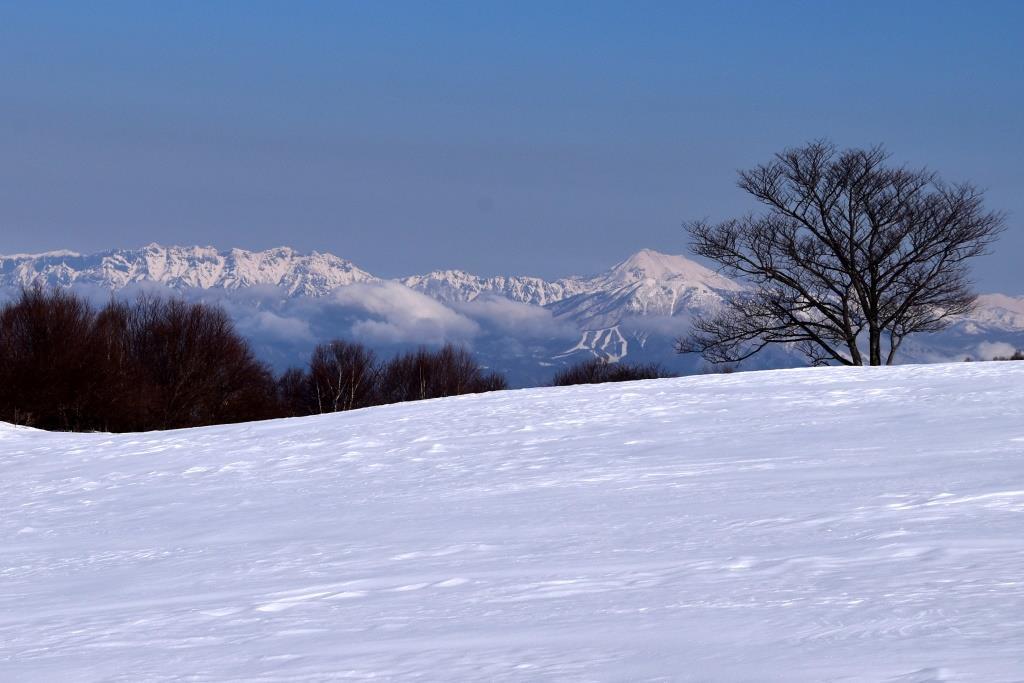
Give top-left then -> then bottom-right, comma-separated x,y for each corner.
678,141 -> 1005,366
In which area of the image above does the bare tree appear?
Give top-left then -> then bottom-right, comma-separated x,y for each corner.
128,297 -> 279,429
378,344 -> 507,403
0,287 -> 104,430
277,367 -> 314,417
0,289 -> 510,432
308,340 -> 379,413
677,141 -> 1005,366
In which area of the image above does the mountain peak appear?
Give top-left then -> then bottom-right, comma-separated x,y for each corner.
608,249 -> 737,289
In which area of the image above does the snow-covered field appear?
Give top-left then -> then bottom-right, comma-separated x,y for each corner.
3,363 -> 1024,681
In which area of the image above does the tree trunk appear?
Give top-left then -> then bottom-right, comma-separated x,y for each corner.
845,335 -> 863,366
885,335 -> 902,366
868,327 -> 882,366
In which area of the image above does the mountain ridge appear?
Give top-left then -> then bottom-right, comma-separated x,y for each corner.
2,243 -> 1022,376
0,243 -> 745,321
0,243 -> 378,297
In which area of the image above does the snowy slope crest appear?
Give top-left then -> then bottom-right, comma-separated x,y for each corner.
3,362 -> 1024,679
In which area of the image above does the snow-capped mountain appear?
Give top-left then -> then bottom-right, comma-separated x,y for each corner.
0,244 -> 763,325
2,243 -> 1022,382
401,249 -> 743,362
549,249 -> 741,329
0,244 -> 748,376
401,249 -> 740,321
399,270 -> 589,307
0,244 -> 376,297
966,293 -> 1024,331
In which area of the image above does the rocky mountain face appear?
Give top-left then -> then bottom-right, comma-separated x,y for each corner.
400,249 -> 743,363
1,244 -> 739,314
399,270 -> 589,307
2,244 -> 1022,383
546,249 -> 741,330
966,294 -> 1024,332
0,244 -> 377,297
401,249 -> 738,315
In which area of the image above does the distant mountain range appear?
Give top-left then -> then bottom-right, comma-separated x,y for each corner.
2,244 -> 1022,384
0,244 -> 376,297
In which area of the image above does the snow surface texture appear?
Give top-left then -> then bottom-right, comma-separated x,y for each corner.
3,362 -> 1024,681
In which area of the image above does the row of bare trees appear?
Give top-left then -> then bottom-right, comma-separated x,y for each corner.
0,288 -> 280,432
0,288 -> 508,432
551,358 -> 674,386
277,341 -> 507,417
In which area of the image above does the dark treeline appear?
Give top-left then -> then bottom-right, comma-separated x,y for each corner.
1,288 -> 691,433
278,341 -> 507,417
551,358 -> 675,386
0,287 -> 280,432
0,288 -> 507,432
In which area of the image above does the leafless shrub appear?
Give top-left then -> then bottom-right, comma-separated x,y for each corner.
551,357 -> 675,386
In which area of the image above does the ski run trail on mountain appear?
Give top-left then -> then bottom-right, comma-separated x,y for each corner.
2,362 -> 1024,681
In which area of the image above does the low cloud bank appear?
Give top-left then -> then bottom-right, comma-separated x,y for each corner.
454,294 -> 578,339
0,281 -> 582,374
333,282 -> 480,345
976,341 -> 1020,361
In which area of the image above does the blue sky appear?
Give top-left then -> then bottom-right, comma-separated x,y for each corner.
1,1 -> 1022,291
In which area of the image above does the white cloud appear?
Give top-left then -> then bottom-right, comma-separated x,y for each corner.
238,311 -> 314,342
976,341 -> 1019,360
619,313 -> 694,337
455,294 -> 577,339
332,281 -> 480,345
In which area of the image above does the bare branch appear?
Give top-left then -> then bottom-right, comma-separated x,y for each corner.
678,141 -> 1004,366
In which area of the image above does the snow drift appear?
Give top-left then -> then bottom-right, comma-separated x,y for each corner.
2,362 -> 1024,680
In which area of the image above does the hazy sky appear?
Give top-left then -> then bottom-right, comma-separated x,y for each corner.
1,1 -> 1022,291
